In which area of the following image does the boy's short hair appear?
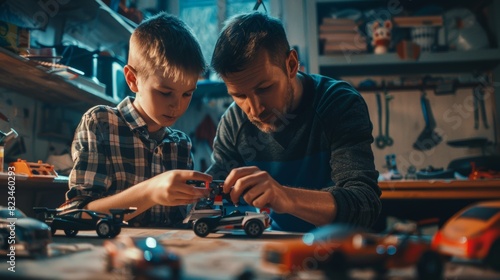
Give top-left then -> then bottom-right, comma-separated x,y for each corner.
129,12 -> 206,82
211,12 -> 290,77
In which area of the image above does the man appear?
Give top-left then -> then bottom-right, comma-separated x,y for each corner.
206,12 -> 381,232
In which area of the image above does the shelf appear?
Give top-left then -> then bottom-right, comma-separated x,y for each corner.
0,0 -> 133,59
0,47 -> 118,111
306,0 -> 500,77
318,49 -> 500,77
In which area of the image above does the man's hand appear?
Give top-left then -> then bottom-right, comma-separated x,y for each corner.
148,170 -> 212,206
223,166 -> 290,213
223,166 -> 337,226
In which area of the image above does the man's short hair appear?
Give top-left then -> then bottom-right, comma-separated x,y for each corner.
129,12 -> 206,82
211,12 -> 290,77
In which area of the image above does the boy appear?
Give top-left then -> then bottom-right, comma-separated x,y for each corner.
65,12 -> 211,227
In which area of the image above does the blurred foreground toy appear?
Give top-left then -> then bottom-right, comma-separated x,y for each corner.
432,200 -> 500,271
262,220 -> 442,279
0,206 -> 52,256
468,162 -> 500,180
33,207 -> 136,238
104,235 -> 181,279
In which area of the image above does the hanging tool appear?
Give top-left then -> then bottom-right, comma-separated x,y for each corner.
253,0 -> 267,12
375,92 -> 386,149
413,90 -> 442,151
384,88 -> 394,147
473,86 -> 489,129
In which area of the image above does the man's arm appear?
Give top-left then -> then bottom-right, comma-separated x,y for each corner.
322,84 -> 381,227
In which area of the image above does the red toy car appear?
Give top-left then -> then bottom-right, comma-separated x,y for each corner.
432,200 -> 500,271
263,221 -> 442,279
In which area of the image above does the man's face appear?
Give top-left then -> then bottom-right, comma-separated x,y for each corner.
131,68 -> 197,132
223,51 -> 294,133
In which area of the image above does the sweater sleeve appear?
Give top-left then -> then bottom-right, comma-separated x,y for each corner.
318,81 -> 382,228
205,106 -> 246,180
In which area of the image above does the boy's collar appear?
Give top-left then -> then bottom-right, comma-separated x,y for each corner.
117,96 -> 149,132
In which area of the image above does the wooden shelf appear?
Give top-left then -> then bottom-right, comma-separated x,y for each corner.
0,47 -> 118,112
307,0 -> 500,77
318,49 -> 500,77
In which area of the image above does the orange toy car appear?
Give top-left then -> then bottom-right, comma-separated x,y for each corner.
262,221 -> 442,279
432,200 -> 500,271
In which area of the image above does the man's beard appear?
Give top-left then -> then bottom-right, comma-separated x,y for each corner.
251,81 -> 294,133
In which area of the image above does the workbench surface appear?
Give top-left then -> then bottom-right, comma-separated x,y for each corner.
1,227 -> 500,279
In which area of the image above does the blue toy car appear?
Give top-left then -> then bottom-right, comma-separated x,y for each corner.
0,206 -> 52,256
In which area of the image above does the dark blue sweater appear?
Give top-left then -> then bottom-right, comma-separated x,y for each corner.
206,73 -> 381,232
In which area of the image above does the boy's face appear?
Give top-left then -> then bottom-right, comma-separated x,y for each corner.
222,50 -> 297,133
125,66 -> 197,132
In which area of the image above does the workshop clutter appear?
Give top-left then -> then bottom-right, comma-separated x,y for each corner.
319,4 -> 491,56
351,72 -> 497,181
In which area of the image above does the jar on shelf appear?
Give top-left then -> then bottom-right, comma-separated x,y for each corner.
411,26 -> 437,52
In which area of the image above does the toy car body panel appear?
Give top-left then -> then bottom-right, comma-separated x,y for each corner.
432,200 -> 500,271
104,235 -> 181,279
183,206 -> 222,224
193,210 -> 270,238
33,207 -> 136,238
0,207 -> 51,256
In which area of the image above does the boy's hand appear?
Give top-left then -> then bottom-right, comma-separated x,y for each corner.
223,166 -> 290,213
149,170 -> 212,206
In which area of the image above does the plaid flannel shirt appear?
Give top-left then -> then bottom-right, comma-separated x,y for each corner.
67,97 -> 193,227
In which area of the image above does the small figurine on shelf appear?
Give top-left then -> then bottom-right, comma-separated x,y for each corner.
371,20 -> 392,54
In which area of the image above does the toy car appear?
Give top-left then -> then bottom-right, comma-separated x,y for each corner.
262,221 -> 442,279
33,207 -> 136,238
104,235 -> 181,279
193,210 -> 270,238
431,200 -> 500,271
0,206 -> 52,256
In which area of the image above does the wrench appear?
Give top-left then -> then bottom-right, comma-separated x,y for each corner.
384,90 -> 394,146
474,86 -> 490,129
375,92 -> 386,148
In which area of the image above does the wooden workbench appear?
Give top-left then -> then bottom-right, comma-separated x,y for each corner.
379,179 -> 500,199
376,179 -> 500,231
0,227 -> 500,279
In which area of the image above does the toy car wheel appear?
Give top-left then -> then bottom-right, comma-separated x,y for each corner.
194,220 -> 210,237
485,240 -> 500,271
0,232 -> 8,250
244,220 -> 264,238
373,261 -> 387,276
64,229 -> 79,237
417,251 -> 443,280
35,246 -> 49,257
96,221 -> 112,238
104,255 -> 113,272
112,226 -> 121,237
325,251 -> 348,279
